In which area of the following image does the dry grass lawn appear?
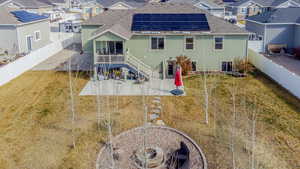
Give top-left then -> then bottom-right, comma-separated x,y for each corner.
0,70 -> 299,169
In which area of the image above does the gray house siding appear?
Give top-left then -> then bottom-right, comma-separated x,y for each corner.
0,25 -> 19,54
246,21 -> 265,37
265,24 -> 295,49
16,20 -> 51,53
294,25 -> 300,47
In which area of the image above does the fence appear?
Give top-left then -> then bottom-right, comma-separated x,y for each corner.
248,40 -> 263,53
249,50 -> 300,99
0,33 -> 81,86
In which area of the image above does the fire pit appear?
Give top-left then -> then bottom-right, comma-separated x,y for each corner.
133,147 -> 164,168
96,126 -> 207,169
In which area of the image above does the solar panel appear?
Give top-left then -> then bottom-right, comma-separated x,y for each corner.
11,10 -> 49,23
131,13 -> 210,32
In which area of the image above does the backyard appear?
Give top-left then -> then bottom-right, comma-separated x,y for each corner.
0,70 -> 299,169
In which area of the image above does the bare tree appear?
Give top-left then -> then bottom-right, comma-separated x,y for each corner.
251,97 -> 257,169
68,59 -> 76,148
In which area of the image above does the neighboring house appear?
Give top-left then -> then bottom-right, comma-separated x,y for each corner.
71,0 -> 102,20
168,0 -> 225,18
97,0 -> 150,10
246,8 -> 300,53
4,0 -> 68,14
81,3 -> 249,79
0,0 -> 11,6
0,7 -> 51,55
226,0 -> 300,21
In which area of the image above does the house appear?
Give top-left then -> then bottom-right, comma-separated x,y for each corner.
226,0 -> 300,21
81,3 -> 249,79
0,7 -> 51,55
3,0 -> 68,14
0,0 -> 11,6
70,0 -> 102,20
246,8 -> 300,53
96,0 -> 150,10
168,0 -> 225,18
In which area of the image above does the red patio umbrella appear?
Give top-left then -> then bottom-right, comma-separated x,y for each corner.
174,66 -> 183,88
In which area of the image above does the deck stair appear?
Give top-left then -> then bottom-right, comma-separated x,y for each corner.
125,50 -> 152,80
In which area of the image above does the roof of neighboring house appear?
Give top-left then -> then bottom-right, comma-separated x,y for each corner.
246,7 -> 300,24
97,0 -> 149,8
0,6 -> 49,25
229,0 -> 300,7
83,3 -> 248,40
10,0 -> 66,8
169,0 -> 224,8
0,0 -> 11,6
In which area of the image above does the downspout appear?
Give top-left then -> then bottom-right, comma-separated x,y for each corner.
263,24 -> 267,53
15,25 -> 21,54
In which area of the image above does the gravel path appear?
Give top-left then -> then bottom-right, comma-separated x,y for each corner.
96,126 -> 207,169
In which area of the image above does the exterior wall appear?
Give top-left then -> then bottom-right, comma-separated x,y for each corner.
124,35 -> 248,71
294,25 -> 300,47
81,25 -> 101,52
0,25 -> 19,54
16,20 -> 51,53
245,21 -> 265,36
265,24 -> 296,50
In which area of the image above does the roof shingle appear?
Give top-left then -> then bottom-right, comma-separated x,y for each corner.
83,3 -> 248,40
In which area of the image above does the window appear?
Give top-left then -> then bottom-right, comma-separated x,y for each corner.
35,31 -> 41,41
222,62 -> 232,72
98,41 -> 123,55
151,36 -> 164,50
241,7 -> 247,13
185,37 -> 194,50
214,37 -> 223,50
168,62 -> 174,76
192,61 -> 197,71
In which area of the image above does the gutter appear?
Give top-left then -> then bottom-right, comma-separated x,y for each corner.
0,18 -> 50,27
245,19 -> 300,26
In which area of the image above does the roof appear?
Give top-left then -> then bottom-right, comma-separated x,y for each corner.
246,7 -> 300,24
230,0 -> 297,7
0,0 -> 10,6
83,3 -> 248,40
10,0 -> 66,8
0,6 -> 49,25
97,0 -> 149,8
168,0 -> 224,8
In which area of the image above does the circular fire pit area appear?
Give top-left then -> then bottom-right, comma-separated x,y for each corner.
96,126 -> 207,169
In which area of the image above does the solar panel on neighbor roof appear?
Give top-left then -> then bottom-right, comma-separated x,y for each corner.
131,13 -> 210,31
11,10 -> 48,23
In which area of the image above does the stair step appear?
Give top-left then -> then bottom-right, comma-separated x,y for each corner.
152,100 -> 161,104
156,120 -> 165,126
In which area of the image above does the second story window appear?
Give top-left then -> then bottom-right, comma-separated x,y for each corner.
35,31 -> 41,41
214,37 -> 223,50
185,37 -> 194,50
151,36 -> 164,50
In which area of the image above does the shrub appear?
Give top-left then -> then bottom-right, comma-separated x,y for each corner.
233,57 -> 254,73
295,47 -> 300,59
176,55 -> 192,76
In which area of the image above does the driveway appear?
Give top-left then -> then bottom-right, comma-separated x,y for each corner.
266,55 -> 300,76
32,44 -> 92,71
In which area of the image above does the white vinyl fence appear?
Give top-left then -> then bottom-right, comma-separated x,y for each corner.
249,50 -> 300,99
0,33 -> 81,86
248,40 -> 263,53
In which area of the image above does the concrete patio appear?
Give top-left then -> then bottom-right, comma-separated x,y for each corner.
79,79 -> 179,96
